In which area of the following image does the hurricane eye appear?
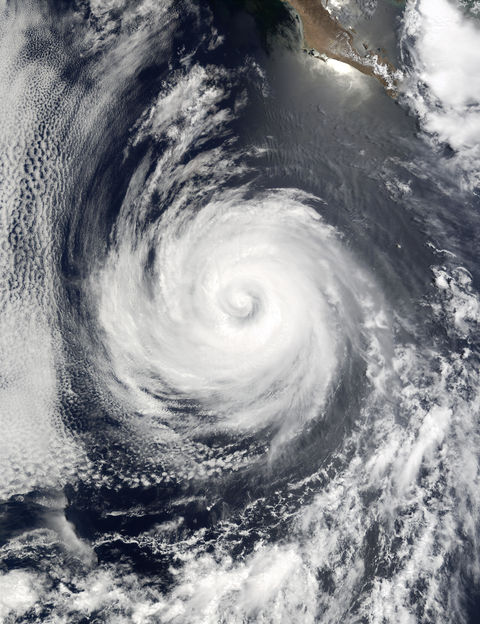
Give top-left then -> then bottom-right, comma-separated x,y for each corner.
4,2 -> 475,621
220,284 -> 261,320
95,190 -> 379,442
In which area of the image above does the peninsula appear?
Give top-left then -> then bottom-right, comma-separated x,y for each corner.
284,0 -> 399,95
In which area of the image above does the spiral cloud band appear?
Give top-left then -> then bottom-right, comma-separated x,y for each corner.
96,188 -> 382,440
2,1 -> 480,622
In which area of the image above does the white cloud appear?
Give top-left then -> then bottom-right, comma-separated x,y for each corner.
401,0 -> 480,188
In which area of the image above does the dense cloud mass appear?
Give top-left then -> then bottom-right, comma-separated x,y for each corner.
1,1 -> 480,623
401,0 -> 480,189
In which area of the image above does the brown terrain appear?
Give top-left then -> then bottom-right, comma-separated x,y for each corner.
285,0 -> 398,95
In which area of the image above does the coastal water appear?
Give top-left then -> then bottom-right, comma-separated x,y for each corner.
1,1 -> 480,622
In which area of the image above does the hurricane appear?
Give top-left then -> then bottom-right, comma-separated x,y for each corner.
1,0 -> 480,623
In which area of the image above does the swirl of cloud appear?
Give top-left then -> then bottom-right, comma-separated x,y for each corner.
93,185 -> 383,443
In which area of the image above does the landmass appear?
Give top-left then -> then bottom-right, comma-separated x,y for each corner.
284,0 -> 400,95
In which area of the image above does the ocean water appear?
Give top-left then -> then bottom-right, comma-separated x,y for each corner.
1,1 -> 480,622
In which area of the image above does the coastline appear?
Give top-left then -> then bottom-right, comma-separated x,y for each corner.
284,0 -> 399,95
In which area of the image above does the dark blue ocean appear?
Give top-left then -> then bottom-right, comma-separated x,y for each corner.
1,1 -> 480,622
